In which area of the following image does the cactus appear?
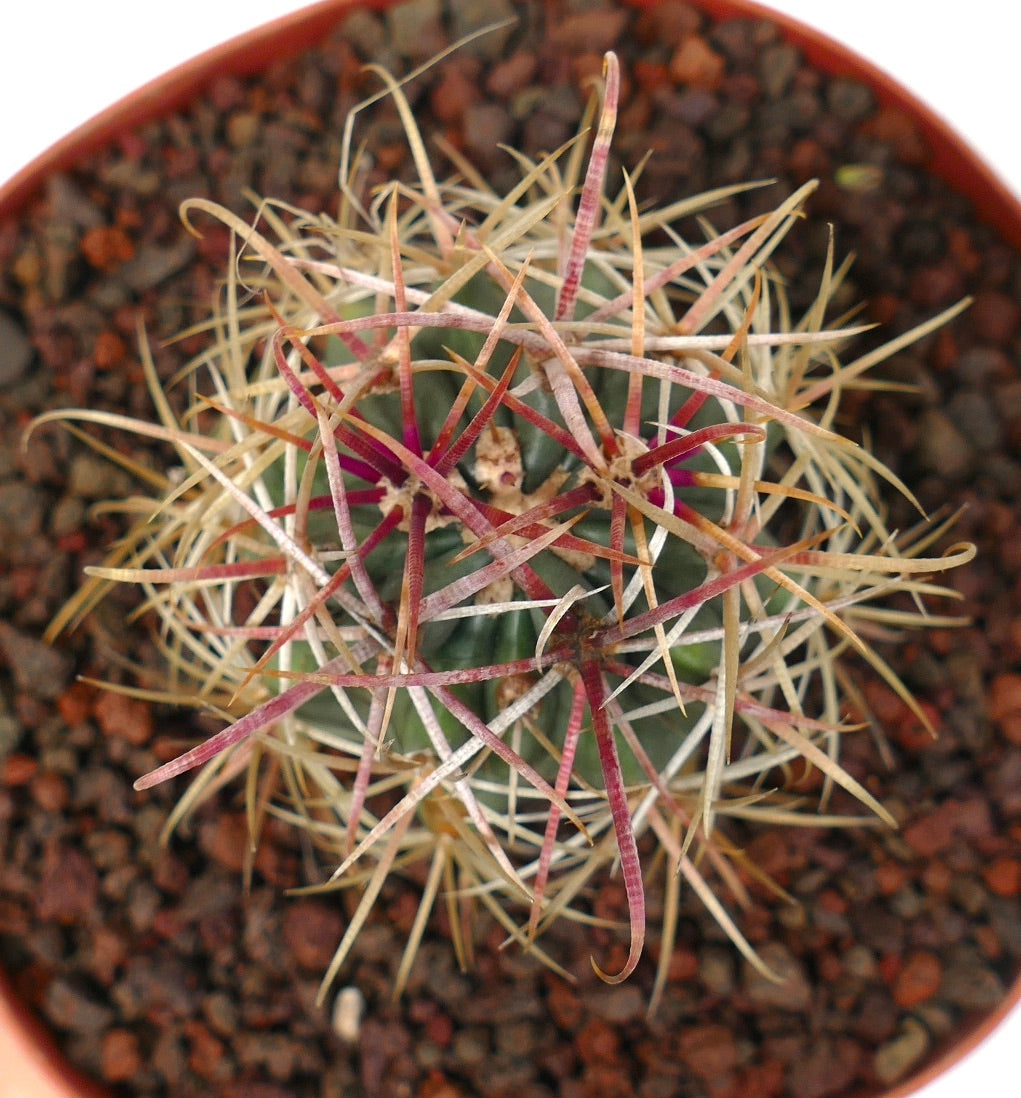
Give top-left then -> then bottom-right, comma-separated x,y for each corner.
37,49 -> 973,1007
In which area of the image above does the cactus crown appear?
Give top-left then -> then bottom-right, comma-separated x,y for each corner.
39,46 -> 973,1007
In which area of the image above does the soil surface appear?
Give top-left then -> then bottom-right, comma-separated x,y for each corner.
2,2 -> 1021,1097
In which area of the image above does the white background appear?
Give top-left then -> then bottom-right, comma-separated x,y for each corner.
1,4 -> 1018,1097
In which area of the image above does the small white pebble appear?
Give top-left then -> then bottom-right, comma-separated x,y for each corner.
332,985 -> 365,1042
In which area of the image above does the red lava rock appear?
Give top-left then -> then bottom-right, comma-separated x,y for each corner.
989,672 -> 1021,743
667,944 -> 699,981
282,899 -> 345,970
93,329 -> 128,370
677,1023 -> 739,1079
547,978 -> 583,1029
36,841 -> 100,923
549,8 -> 629,52
101,1027 -> 143,1083
970,289 -> 1021,343
184,1019 -> 231,1082
486,51 -> 539,97
151,849 -> 190,895
878,954 -> 902,986
982,856 -> 1021,897
921,859 -> 953,896
92,689 -> 154,746
860,106 -> 927,165
817,888 -> 849,915
975,924 -> 1003,961
903,797 -> 995,856
874,861 -> 908,897
431,65 -> 480,124
633,59 -> 672,94
198,811 -> 249,872
893,700 -> 941,752
788,1036 -> 862,1098
743,829 -> 810,887
420,1070 -> 467,1098
222,1086 -> 294,1098
669,35 -> 726,90
425,1010 -> 454,1048
788,137 -> 830,182
818,951 -> 843,983
30,769 -> 70,811
80,225 -> 135,271
892,950 -> 942,1008
87,926 -> 129,986
2,753 -> 38,785
740,1058 -> 786,1098
862,678 -> 912,727
58,680 -> 97,725
576,1018 -> 621,1065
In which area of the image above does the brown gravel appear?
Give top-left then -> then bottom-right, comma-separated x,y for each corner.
2,1 -> 1021,1097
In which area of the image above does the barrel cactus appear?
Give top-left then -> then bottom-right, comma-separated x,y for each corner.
38,49 -> 973,1007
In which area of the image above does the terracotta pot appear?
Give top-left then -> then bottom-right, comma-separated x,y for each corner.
1,2 -> 1019,1096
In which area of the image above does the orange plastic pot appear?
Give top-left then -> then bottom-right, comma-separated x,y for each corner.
1,2 -> 1019,1096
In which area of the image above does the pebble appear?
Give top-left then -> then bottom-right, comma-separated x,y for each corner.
451,1026 -> 490,1066
698,943 -> 737,995
118,236 -> 197,293
48,494 -> 87,539
913,408 -> 972,479
989,672 -> 1021,744
80,225 -> 134,272
940,949 -> 1006,1009
843,945 -> 878,980
549,8 -> 629,53
44,978 -> 115,1034
669,35 -> 726,90
903,797 -> 995,856
385,0 -> 445,60
462,102 -> 515,168
676,1023 -> 739,1079
0,713 -> 24,756
759,42 -> 799,99
198,812 -> 250,873
891,950 -> 942,1008
970,288 -> 1021,343
826,77 -> 874,123
93,690 -> 154,746
946,390 -> 1002,453
282,899 -> 345,971
787,1036 -> 861,1098
0,310 -> 33,386
66,451 -> 132,500
487,52 -> 539,98
100,1028 -> 144,1083
580,982 -> 644,1024
30,769 -> 70,812
448,0 -> 517,59
0,482 -> 46,542
743,943 -> 813,1011
873,1018 -> 930,1085
0,621 -> 74,700
982,856 -> 1021,897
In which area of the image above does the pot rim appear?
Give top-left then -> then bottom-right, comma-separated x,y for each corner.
1,3 -> 1019,1097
